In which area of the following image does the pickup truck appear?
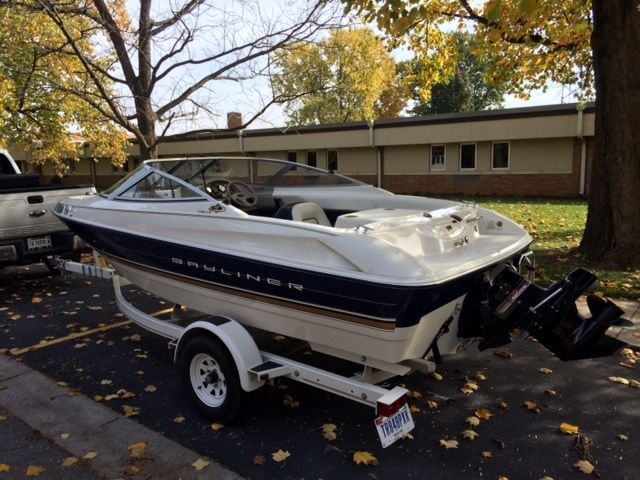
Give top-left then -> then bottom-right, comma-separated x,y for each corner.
0,149 -> 96,268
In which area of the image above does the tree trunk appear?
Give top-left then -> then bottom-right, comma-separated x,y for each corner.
580,0 -> 640,268
134,0 -> 157,160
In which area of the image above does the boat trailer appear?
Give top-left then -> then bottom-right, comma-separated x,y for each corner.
59,255 -> 417,448
57,254 -> 630,448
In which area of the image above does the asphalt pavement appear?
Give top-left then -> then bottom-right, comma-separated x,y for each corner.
1,263 -> 639,480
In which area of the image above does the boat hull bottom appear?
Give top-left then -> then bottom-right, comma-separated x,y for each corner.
109,257 -> 466,366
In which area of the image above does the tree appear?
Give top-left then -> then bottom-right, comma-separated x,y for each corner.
273,28 -> 406,125
402,33 -> 507,115
3,0 -> 337,160
0,4 -> 128,173
344,0 -> 640,268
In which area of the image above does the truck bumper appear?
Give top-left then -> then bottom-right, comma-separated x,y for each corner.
0,232 -> 86,267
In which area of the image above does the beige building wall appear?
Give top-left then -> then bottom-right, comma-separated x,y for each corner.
509,138 -> 574,173
338,148 -> 376,175
384,145 -> 428,174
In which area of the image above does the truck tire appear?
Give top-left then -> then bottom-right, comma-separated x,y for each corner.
178,335 -> 242,423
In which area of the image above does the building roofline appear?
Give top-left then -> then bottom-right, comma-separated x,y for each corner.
139,102 -> 595,144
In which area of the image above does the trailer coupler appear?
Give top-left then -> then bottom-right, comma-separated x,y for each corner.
464,268 -> 629,360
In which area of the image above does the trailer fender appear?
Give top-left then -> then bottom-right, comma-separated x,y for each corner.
174,318 -> 264,392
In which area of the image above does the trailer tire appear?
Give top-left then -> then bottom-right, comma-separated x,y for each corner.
179,335 -> 242,423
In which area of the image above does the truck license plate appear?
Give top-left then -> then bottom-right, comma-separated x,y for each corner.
375,403 -> 414,448
27,235 -> 52,250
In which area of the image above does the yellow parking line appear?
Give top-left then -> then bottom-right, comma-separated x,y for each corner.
9,320 -> 133,356
8,307 -> 177,356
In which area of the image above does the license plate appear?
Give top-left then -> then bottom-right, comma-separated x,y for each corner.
27,235 -> 52,250
375,403 -> 414,448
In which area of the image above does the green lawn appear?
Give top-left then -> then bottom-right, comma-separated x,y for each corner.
469,197 -> 639,299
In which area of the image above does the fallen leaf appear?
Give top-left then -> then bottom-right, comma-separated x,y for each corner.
559,422 -> 579,435
82,451 -> 97,460
545,389 -> 558,396
494,350 -> 513,359
619,362 -> 635,369
0,464 -> 10,473
439,439 -> 459,449
192,458 -> 209,471
322,423 -> 338,441
499,401 -> 509,410
26,465 -> 45,476
282,394 -> 300,408
481,451 -> 493,459
461,430 -> 479,440
498,477 -> 509,480
406,389 -> 422,399
474,372 -> 488,381
122,405 -> 140,418
410,405 -> 421,413
128,442 -> 147,459
403,433 -> 414,440
210,423 -> 224,432
466,416 -> 480,427
253,455 -> 266,465
539,367 -> 553,374
475,408 -> 493,420
125,465 -> 140,476
430,372 -> 443,381
0,415 -> 6,423
608,376 -> 630,385
538,477 -> 554,480
117,389 -> 136,399
60,433 -> 70,440
617,433 -> 629,441
426,400 -> 439,409
173,416 -> 186,423
272,449 -> 291,463
574,459 -> 595,474
522,401 -> 540,412
629,380 -> 640,389
461,381 -> 479,394
353,451 -> 377,465
144,385 -> 157,393
129,334 -> 141,341
61,457 -> 78,467
100,379 -> 112,386
32,297 -> 43,304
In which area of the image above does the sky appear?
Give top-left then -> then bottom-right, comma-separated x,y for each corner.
121,0 -> 581,133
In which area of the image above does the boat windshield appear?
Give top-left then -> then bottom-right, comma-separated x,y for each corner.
146,157 -> 359,189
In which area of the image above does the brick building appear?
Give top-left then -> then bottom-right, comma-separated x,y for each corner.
11,103 -> 594,197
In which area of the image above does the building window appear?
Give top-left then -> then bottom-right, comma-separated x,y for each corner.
492,141 -> 510,169
460,143 -> 476,170
327,150 -> 338,171
287,151 -> 297,163
307,151 -> 317,168
430,145 -> 445,171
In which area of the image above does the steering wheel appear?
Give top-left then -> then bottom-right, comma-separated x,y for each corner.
206,179 -> 257,208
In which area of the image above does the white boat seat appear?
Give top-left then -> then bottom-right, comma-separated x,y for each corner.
276,202 -> 331,226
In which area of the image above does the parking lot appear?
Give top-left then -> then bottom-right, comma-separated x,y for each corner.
1,263 -> 639,479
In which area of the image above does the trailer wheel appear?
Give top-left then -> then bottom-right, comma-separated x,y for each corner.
179,336 -> 242,423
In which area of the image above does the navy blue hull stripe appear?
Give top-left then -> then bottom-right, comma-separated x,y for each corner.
61,218 -> 482,328
109,254 -> 398,330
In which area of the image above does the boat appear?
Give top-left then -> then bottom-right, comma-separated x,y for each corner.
53,156 -> 625,371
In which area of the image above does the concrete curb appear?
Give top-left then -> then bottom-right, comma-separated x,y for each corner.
0,356 -> 243,480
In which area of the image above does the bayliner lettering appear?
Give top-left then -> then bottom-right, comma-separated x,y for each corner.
171,257 -> 304,291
